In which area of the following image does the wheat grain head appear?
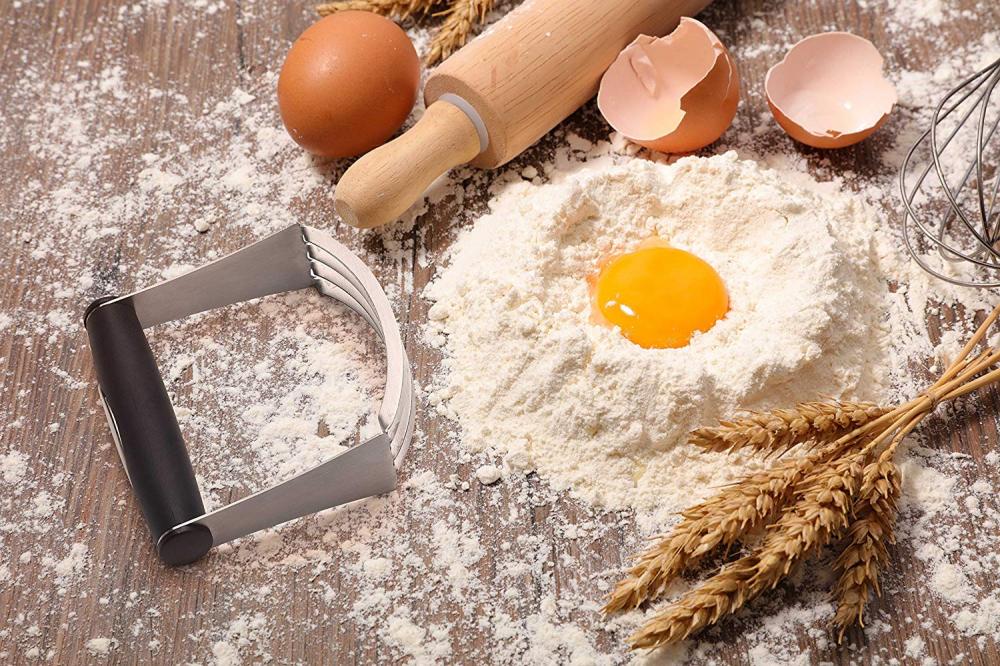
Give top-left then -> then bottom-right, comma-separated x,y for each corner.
316,0 -> 436,18
426,0 -> 494,64
832,455 -> 900,640
690,401 -> 888,455
628,450 -> 866,649
604,455 -> 816,613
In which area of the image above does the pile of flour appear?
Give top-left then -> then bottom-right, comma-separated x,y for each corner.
424,152 -> 892,516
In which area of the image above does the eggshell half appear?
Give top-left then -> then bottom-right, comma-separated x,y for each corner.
765,32 -> 897,149
597,18 -> 740,154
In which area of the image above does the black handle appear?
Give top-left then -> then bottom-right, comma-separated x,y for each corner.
84,297 -> 212,566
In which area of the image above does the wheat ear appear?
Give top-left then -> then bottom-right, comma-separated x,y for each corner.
426,0 -> 494,64
629,449 -> 866,649
316,0 -> 436,19
690,401 -> 889,455
604,454 -> 818,613
831,449 -> 900,640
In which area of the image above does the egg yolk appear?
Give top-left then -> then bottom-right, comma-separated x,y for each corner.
594,245 -> 728,349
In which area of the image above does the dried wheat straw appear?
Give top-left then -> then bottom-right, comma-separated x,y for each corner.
628,449 -> 867,648
316,0 -> 435,19
315,0 -> 492,66
604,454 -> 817,613
425,0 -> 494,64
832,452 -> 900,640
690,401 -> 888,455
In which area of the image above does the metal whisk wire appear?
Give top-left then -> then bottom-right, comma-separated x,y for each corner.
901,56 -> 1000,288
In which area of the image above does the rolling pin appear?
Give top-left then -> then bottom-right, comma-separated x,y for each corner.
334,0 -> 712,229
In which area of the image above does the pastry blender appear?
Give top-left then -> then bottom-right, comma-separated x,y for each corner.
84,225 -> 414,565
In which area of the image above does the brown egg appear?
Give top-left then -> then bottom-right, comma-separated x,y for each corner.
277,12 -> 420,158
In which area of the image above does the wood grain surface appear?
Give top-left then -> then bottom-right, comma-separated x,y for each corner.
2,0 -> 1000,664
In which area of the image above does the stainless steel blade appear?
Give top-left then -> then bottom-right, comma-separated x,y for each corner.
123,225 -> 314,328
174,434 -> 397,548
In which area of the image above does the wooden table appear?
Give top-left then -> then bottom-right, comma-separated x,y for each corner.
2,0 -> 999,663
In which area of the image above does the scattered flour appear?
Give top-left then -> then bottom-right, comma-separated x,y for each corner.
386,608 -> 453,665
84,637 -> 116,656
206,613 -> 270,666
474,464 -> 501,485
904,634 -> 926,659
43,543 -> 89,588
0,450 -> 28,485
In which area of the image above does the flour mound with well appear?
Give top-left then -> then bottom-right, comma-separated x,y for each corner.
425,152 -> 892,515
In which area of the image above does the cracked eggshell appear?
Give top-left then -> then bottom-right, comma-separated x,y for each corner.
597,17 -> 740,154
765,32 -> 897,149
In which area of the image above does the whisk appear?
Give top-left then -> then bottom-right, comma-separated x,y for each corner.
901,55 -> 1000,287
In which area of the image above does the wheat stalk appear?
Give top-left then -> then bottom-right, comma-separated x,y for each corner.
604,453 -> 819,613
627,555 -> 760,648
629,449 -> 867,648
315,0 -> 493,65
426,0 -> 494,64
316,0 -> 436,19
689,401 -> 889,455
831,450 -> 900,640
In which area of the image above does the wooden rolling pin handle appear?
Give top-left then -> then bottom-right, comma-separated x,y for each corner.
334,100 -> 482,229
